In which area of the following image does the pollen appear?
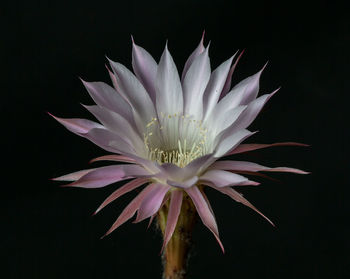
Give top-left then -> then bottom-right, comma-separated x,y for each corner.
143,113 -> 208,168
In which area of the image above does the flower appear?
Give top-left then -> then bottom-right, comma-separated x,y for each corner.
50,34 -> 308,252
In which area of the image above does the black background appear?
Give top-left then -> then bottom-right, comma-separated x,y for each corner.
2,0 -> 349,278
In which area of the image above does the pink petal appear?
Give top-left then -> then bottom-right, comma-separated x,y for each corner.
89,154 -> 136,164
131,39 -> 158,103
94,178 -> 148,214
103,184 -> 156,237
210,160 -> 309,174
161,190 -> 183,252
183,46 -> 211,118
48,113 -> 103,135
83,105 -> 144,153
228,142 -> 310,155
156,44 -> 183,115
108,58 -> 157,129
167,176 -> 198,189
220,50 -> 245,98
181,32 -> 205,81
213,186 -> 274,226
214,129 -> 257,157
202,54 -> 235,121
65,164 -> 149,188
52,168 -> 97,181
186,186 -> 224,253
134,183 -> 171,223
200,169 -> 248,187
80,80 -> 135,125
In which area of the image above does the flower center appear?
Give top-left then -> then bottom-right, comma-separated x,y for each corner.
143,113 -> 208,168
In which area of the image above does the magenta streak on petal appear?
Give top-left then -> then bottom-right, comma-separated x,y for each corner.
209,161 -> 309,174
65,165 -> 149,188
186,186 -> 225,253
134,184 -> 171,223
181,31 -> 205,82
52,168 -> 97,181
220,49 -> 245,98
214,186 -> 274,226
89,155 -> 136,164
102,184 -> 157,238
94,178 -> 148,215
161,190 -> 183,253
227,142 -> 310,156
48,112 -> 103,135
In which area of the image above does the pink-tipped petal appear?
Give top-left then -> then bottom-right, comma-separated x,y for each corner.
181,32 -> 205,81
210,160 -> 309,174
156,44 -> 183,115
134,183 -> 171,223
94,178 -> 148,214
48,113 -> 103,135
103,184 -> 156,237
213,186 -> 274,226
132,41 -> 158,103
161,190 -> 183,252
228,142 -> 310,155
186,186 -> 224,253
65,165 -> 149,188
220,49 -> 245,98
52,168 -> 97,181
80,80 -> 135,125
200,169 -> 248,187
183,46 -> 211,118
90,154 -> 136,164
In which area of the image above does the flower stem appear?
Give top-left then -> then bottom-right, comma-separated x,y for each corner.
157,193 -> 197,279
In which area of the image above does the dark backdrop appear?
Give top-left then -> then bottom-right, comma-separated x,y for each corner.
2,0 -> 349,278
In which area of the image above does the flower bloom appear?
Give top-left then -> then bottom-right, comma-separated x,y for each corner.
51,35 -> 308,252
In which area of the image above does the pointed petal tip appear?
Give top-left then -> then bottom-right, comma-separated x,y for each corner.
130,34 -> 135,44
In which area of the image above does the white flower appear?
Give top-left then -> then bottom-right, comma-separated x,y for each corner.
51,35 -> 308,252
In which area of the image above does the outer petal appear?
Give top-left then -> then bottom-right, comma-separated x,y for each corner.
214,129 -> 257,157
202,55 -> 235,122
217,89 -> 278,141
200,169 -> 249,187
49,113 -> 103,135
83,105 -> 145,155
65,165 -> 150,188
183,46 -> 211,118
90,154 -> 136,164
218,64 -> 266,111
156,44 -> 183,115
181,33 -> 205,81
94,178 -> 148,214
52,168 -> 97,181
132,40 -> 158,103
108,59 -> 157,130
209,160 -> 309,174
228,142 -> 310,155
103,184 -> 156,237
220,50 -> 245,98
134,183 -> 171,223
161,190 -> 183,252
81,80 -> 135,126
186,186 -> 224,253
212,186 -> 274,226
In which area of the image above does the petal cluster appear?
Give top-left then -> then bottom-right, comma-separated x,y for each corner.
51,35 -> 308,252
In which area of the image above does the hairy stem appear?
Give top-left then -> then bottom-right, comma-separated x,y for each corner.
157,193 -> 197,279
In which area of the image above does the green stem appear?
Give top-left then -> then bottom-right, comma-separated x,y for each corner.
157,193 -> 197,279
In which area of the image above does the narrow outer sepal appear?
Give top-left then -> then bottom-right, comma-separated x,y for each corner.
157,192 -> 197,279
